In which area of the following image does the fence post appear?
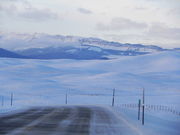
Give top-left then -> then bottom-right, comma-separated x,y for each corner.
138,99 -> 141,120
1,96 -> 4,106
65,92 -> 68,105
142,88 -> 145,125
11,93 -> 13,106
112,88 -> 115,107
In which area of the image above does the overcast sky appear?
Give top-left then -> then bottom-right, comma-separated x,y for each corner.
0,0 -> 180,48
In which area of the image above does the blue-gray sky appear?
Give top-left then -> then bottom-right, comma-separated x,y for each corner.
0,0 -> 180,48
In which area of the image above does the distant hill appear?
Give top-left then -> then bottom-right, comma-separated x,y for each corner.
0,33 -> 175,60
0,48 -> 27,59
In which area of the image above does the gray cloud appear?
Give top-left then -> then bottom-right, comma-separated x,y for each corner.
0,1 -> 18,15
134,7 -> 147,10
19,8 -> 59,21
145,0 -> 180,2
104,34 -> 144,43
0,0 -> 59,21
1,0 -> 20,1
147,23 -> 180,40
168,8 -> 180,15
102,23 -> 180,48
97,17 -> 148,31
78,8 -> 93,14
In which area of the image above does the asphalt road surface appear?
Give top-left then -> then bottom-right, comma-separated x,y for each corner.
0,106 -> 140,135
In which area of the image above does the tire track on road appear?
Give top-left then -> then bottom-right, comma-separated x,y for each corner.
0,108 -> 54,135
64,107 -> 91,135
90,106 -> 120,135
13,108 -> 72,135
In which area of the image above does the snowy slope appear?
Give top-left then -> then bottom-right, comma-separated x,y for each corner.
0,51 -> 179,108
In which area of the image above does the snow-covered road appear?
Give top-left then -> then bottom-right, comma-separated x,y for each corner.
0,106 -> 141,135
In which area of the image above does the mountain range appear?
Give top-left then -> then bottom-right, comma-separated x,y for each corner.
0,33 -> 179,60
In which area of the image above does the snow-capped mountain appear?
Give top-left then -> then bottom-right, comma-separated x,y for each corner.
0,33 -> 175,60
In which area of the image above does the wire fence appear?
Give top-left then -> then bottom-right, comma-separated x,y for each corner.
0,91 -> 180,117
118,103 -> 180,116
